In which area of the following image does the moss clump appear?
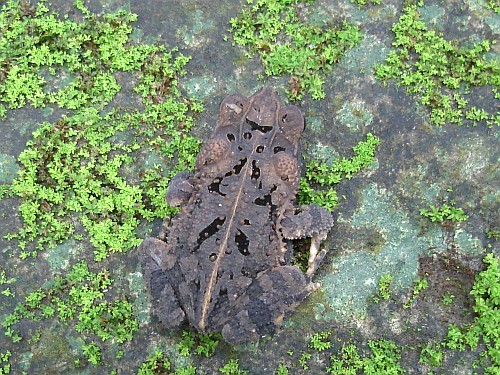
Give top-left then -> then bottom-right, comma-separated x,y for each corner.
420,200 -> 468,223
219,359 -> 249,375
299,133 -> 380,211
374,4 -> 499,127
327,339 -> 405,374
445,253 -> 500,374
419,341 -> 443,367
137,350 -> 171,375
2,261 -> 138,364
1,0 -> 202,261
375,273 -> 394,302
486,0 -> 500,14
351,0 -> 381,7
0,350 -> 10,375
176,330 -> 221,357
0,0 -> 158,113
229,0 -> 362,100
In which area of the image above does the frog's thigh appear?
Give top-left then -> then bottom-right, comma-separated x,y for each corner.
221,266 -> 317,344
138,238 -> 185,328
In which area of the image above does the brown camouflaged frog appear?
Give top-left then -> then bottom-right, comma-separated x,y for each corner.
139,87 -> 333,344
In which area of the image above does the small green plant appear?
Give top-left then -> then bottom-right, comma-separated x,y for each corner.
351,0 -> 381,7
486,227 -> 500,239
299,351 -> 312,370
327,339 -> 404,374
420,342 -> 443,366
374,4 -> 499,127
229,0 -> 362,100
444,253 -> 500,373
219,359 -> 248,375
0,268 -> 15,298
486,0 -> 500,13
309,331 -> 332,351
174,366 -> 197,375
442,293 -> 455,306
0,351 -> 11,375
375,273 -> 394,302
82,342 -> 102,365
137,350 -> 171,375
275,363 -> 289,375
420,201 -> 468,223
299,133 -> 380,212
403,277 -> 429,309
176,330 -> 220,357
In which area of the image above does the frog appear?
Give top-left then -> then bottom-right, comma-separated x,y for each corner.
139,87 -> 333,344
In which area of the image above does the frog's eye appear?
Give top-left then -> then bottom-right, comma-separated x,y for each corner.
279,106 -> 303,127
221,94 -> 246,113
219,94 -> 247,126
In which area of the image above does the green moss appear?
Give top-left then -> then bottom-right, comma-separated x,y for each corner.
327,339 -> 404,374
419,342 -> 443,367
219,359 -> 248,375
2,261 -> 138,364
445,253 -> 500,374
420,200 -> 468,223
351,0 -> 381,7
299,133 -> 380,211
138,350 -> 171,375
403,277 -> 428,309
0,0 -> 162,112
176,330 -> 221,358
0,350 -> 10,375
374,4 -> 499,127
309,331 -> 332,351
375,273 -> 394,302
229,0 -> 362,100
1,0 -> 201,261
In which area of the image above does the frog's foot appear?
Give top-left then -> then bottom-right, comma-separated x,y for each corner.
138,238 -> 164,282
305,240 -> 328,278
217,265 -> 317,345
138,238 -> 185,329
280,203 -> 333,277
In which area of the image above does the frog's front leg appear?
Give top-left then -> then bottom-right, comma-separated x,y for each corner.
139,238 -> 186,328
280,204 -> 334,277
155,171 -> 195,240
166,170 -> 195,207
218,266 -> 318,345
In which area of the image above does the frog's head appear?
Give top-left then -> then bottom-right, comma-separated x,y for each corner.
245,86 -> 280,131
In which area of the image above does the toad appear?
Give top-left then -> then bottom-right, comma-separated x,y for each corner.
139,87 -> 333,344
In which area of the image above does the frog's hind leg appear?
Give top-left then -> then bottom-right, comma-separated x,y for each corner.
138,238 -> 186,328
280,203 -> 333,277
219,265 -> 317,345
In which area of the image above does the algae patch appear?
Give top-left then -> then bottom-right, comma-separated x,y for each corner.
321,184 -> 437,319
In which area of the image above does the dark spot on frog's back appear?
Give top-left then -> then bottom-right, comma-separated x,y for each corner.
139,87 -> 334,344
